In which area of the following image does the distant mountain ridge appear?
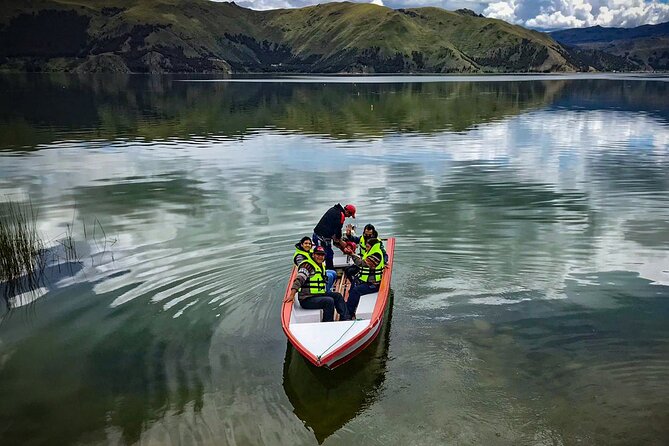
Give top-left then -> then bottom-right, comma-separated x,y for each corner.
0,0 -> 644,73
551,22 -> 669,45
551,22 -> 669,70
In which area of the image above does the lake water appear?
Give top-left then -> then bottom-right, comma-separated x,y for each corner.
1,73 -> 668,445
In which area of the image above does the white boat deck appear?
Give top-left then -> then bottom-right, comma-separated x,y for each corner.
289,320 -> 369,360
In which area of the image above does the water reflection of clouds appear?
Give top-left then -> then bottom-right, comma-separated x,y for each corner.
5,110 -> 665,181
2,108 -> 668,312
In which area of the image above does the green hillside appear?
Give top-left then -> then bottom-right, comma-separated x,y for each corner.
0,0 -> 586,73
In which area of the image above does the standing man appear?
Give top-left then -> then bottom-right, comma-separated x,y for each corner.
312,203 -> 356,270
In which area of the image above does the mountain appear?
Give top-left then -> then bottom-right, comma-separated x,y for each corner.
0,0 -> 628,73
551,22 -> 669,70
550,22 -> 669,45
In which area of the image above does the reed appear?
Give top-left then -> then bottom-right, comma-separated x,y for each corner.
0,200 -> 46,300
0,200 -> 116,312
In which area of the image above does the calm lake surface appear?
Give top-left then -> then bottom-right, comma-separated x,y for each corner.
1,74 -> 668,445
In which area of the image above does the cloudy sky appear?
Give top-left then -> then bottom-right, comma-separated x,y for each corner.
219,0 -> 669,29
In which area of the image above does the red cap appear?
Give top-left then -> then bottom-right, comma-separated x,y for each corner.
312,246 -> 326,255
344,204 -> 356,218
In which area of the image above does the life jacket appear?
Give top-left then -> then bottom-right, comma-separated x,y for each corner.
298,256 -> 327,295
359,235 -> 383,256
359,242 -> 385,283
358,235 -> 367,256
293,245 -> 312,266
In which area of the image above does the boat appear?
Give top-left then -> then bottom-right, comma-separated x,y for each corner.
281,237 -> 395,369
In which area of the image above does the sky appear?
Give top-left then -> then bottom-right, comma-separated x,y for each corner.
217,0 -> 669,29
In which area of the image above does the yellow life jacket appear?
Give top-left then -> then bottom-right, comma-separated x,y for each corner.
358,235 -> 367,256
359,242 -> 385,283
293,247 -> 312,266
298,256 -> 327,295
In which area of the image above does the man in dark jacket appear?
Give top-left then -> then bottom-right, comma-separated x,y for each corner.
312,203 -> 356,270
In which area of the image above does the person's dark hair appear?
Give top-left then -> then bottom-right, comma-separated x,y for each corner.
363,224 -> 375,232
365,237 -> 379,247
371,229 -> 379,238
299,236 -> 311,245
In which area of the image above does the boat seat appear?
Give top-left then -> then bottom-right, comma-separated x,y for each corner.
291,295 -> 322,324
354,292 -> 378,320
332,252 -> 353,268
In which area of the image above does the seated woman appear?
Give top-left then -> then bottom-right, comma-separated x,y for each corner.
293,236 -> 336,291
285,246 -> 350,322
346,238 -> 384,319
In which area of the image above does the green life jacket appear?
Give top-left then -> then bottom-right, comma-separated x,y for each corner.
359,242 -> 385,283
298,257 -> 327,295
293,247 -> 312,266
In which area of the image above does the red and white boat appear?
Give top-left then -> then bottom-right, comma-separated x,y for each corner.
281,238 -> 395,369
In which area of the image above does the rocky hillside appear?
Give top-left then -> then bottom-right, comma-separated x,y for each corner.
551,22 -> 669,71
0,0 -> 615,73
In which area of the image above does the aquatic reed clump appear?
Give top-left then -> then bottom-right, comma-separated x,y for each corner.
1,199 -> 115,312
0,200 -> 46,300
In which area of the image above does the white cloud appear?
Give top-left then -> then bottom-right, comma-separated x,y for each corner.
483,0 -> 520,23
214,0 -> 669,29
485,0 -> 669,29
234,0 -> 293,10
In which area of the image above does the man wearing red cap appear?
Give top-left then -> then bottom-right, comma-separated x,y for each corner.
312,203 -> 356,270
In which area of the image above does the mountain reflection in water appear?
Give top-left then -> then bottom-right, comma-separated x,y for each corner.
283,297 -> 393,444
0,74 -> 590,148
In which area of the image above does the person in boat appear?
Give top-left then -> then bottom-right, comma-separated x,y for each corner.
312,203 -> 356,270
346,238 -> 384,319
293,236 -> 336,292
286,246 -> 350,322
345,223 -> 388,261
343,224 -> 388,283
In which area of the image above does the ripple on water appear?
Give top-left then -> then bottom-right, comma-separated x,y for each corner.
84,226 -> 293,341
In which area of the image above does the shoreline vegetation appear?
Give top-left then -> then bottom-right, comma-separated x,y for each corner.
1,1 -> 664,74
